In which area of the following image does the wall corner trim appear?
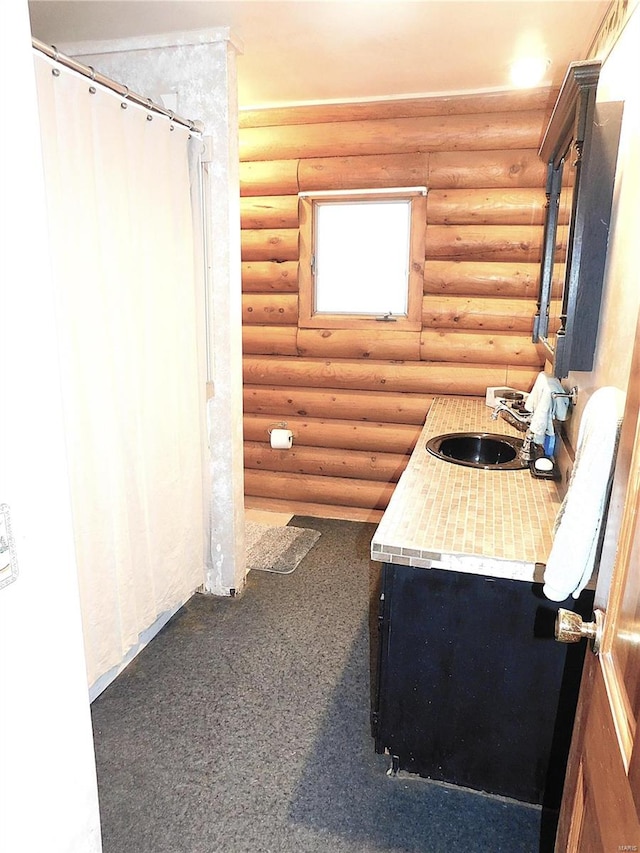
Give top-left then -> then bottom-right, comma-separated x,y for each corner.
58,26 -> 244,60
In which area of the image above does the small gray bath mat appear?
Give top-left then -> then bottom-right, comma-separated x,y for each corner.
245,521 -> 320,574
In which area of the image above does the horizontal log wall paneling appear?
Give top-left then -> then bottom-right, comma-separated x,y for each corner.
244,413 -> 422,455
242,293 -> 298,325
244,494 -> 384,524
240,90 -> 551,515
241,228 -> 298,262
298,153 -> 429,191
427,150 -> 547,188
422,297 -> 535,332
240,111 -> 547,161
239,88 -> 556,128
239,159 -> 299,196
244,469 -> 395,511
419,330 -> 541,365
240,195 -> 299,229
427,188 -> 546,225
424,260 -> 541,298
243,385 -> 433,424
242,326 -> 298,356
242,261 -> 298,293
243,355 -> 539,397
296,329 -> 421,360
244,441 -> 408,482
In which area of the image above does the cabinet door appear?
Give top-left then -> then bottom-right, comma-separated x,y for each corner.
373,562 -> 592,806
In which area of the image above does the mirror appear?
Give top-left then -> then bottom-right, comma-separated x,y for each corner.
548,141 -> 575,353
533,60 -> 623,378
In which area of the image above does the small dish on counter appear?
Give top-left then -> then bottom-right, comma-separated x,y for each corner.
530,453 -> 560,480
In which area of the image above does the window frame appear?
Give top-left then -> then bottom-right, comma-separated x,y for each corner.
298,187 -> 427,331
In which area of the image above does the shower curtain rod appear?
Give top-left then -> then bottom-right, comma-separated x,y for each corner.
32,38 -> 204,134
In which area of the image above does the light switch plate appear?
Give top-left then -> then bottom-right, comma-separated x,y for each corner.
0,503 -> 18,590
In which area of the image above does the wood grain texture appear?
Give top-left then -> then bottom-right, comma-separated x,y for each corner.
245,494 -> 384,523
240,195 -> 299,229
244,468 -> 395,510
428,149 -> 547,189
243,355 -> 514,395
556,661 -> 640,850
240,111 -> 547,161
424,260 -> 540,298
422,296 -> 535,332
239,158 -> 299,196
298,152 -> 429,191
242,325 -> 299,356
242,293 -> 298,325
241,228 -> 299,262
426,224 -> 543,263
296,328 -> 421,360
243,385 -> 432,424
244,441 -> 408,482
242,261 -> 298,293
239,90 -> 553,514
420,329 -> 543,366
239,88 -> 555,128
243,412 -> 421,454
427,188 -> 546,225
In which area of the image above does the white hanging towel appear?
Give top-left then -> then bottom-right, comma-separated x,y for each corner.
524,372 -> 571,444
543,386 -> 625,602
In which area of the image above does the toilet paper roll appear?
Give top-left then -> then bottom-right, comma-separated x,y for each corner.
270,428 -> 293,449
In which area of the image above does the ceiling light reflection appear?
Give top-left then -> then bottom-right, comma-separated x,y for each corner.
510,56 -> 551,88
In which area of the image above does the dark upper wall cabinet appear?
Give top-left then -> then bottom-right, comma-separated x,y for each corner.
533,60 -> 623,378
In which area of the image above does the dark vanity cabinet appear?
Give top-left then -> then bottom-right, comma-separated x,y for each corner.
534,60 -> 623,378
370,562 -> 594,807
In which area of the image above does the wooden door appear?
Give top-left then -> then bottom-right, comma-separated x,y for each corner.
555,317 -> 640,849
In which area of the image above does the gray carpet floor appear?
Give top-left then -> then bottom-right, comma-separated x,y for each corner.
91,517 -> 549,853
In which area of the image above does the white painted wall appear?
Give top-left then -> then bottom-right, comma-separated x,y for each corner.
0,2 -> 102,852
566,5 -> 640,442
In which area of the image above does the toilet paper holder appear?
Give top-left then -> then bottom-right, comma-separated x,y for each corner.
267,421 -> 289,436
268,422 -> 293,449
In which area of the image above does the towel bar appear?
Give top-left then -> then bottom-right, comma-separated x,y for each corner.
551,385 -> 578,406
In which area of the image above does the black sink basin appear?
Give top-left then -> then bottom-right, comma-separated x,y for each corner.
426,432 -> 527,470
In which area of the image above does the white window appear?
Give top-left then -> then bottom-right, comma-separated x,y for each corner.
299,188 -> 427,331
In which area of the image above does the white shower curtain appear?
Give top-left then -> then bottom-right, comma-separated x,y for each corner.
34,52 -> 207,690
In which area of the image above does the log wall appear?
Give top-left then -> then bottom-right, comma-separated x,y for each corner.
240,90 -> 554,520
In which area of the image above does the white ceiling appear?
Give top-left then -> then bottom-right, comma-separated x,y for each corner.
28,0 -> 611,108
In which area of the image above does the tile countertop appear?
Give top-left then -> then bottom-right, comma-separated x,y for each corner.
371,396 -> 564,583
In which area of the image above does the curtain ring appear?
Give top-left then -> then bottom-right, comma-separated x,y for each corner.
88,65 -> 96,82
51,45 -> 61,75
121,85 -> 129,109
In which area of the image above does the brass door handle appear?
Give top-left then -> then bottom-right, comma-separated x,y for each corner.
555,608 -> 604,655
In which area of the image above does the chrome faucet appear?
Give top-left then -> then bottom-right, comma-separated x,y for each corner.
491,402 -> 535,461
491,401 -> 532,433
519,429 -> 536,462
